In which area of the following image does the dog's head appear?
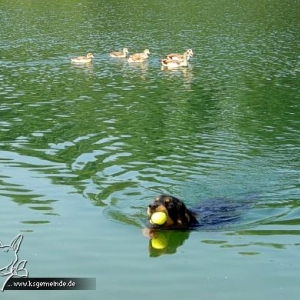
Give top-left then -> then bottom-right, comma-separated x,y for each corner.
147,195 -> 199,229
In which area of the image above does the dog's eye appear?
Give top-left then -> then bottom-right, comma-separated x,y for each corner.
165,197 -> 171,203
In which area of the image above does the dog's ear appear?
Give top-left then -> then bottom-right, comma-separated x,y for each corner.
173,200 -> 190,225
10,235 -> 23,252
185,212 -> 191,223
176,213 -> 190,226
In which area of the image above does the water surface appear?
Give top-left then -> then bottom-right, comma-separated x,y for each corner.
1,0 -> 300,299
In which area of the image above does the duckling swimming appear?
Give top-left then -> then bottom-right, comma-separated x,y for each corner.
70,53 -> 94,63
127,49 -> 150,63
110,48 -> 129,58
166,49 -> 193,61
161,52 -> 189,69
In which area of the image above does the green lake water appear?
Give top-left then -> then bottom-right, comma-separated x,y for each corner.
1,0 -> 300,299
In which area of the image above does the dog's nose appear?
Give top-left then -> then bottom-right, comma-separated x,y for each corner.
148,204 -> 157,210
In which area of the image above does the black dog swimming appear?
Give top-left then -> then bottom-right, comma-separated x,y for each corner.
147,194 -> 199,229
147,194 -> 252,230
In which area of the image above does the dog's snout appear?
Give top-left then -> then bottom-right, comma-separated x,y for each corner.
148,204 -> 157,210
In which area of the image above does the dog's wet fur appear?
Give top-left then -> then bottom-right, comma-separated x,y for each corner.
147,194 -> 256,230
147,194 -> 199,229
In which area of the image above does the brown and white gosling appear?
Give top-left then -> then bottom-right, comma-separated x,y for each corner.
166,49 -> 193,61
70,53 -> 94,63
110,48 -> 129,58
127,49 -> 150,63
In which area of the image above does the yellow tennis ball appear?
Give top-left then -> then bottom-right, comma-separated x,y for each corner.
150,212 -> 167,225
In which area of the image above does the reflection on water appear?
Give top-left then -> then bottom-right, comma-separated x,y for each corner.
0,151 -> 61,225
145,229 -> 191,258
